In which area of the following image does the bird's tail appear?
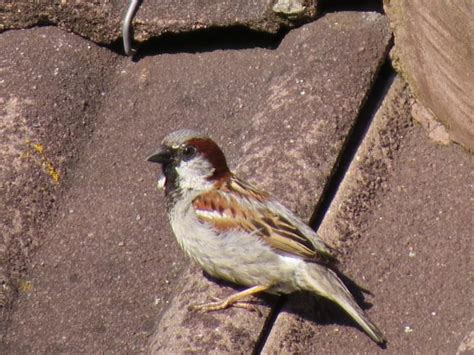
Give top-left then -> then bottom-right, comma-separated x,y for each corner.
298,262 -> 386,345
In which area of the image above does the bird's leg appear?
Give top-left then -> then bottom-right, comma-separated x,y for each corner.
189,285 -> 269,315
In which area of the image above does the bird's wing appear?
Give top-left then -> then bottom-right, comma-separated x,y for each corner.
192,178 -> 337,264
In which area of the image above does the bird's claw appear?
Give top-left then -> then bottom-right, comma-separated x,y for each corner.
188,297 -> 262,317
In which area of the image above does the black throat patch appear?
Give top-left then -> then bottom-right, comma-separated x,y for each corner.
161,162 -> 181,210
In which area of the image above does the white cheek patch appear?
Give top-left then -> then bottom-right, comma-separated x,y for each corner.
175,157 -> 215,190
156,174 -> 166,190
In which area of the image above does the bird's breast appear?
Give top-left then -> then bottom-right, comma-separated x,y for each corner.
168,200 -> 302,289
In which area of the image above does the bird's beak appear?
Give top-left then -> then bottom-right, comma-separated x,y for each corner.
147,149 -> 172,164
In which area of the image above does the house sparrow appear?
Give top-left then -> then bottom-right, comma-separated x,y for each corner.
147,129 -> 386,345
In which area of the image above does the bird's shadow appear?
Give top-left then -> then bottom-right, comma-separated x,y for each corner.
202,270 -> 386,349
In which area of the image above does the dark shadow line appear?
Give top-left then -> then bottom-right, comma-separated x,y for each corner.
310,57 -> 396,230
319,0 -> 384,14
252,295 -> 286,355
119,26 -> 288,60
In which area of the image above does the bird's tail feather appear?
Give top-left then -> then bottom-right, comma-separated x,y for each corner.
299,263 -> 386,345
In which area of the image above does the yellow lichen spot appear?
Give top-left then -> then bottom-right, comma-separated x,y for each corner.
25,140 -> 61,183
18,280 -> 33,294
45,160 -> 60,183
32,143 -> 44,154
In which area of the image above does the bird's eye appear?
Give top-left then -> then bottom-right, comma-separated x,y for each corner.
182,146 -> 196,160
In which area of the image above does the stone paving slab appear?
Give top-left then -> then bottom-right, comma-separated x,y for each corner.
261,77 -> 473,353
2,12 -> 390,353
1,27 -> 184,353
0,0 -> 317,46
0,27 -> 117,332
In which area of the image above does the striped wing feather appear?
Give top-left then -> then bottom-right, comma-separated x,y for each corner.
193,178 -> 336,264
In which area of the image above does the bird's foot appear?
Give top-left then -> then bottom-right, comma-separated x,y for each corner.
188,298 -> 261,316
188,285 -> 269,316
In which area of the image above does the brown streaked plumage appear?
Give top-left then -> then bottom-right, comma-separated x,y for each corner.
193,179 -> 335,264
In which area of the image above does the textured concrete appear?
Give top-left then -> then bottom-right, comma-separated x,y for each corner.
0,0 -> 317,46
262,77 -> 473,353
0,27 -> 117,331
1,12 -> 391,353
384,0 -> 474,151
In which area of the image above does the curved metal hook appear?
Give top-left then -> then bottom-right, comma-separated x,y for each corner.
122,0 -> 143,56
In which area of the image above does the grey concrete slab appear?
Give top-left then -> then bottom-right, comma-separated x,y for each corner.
0,0 -> 317,46
2,12 -> 391,353
262,77 -> 473,352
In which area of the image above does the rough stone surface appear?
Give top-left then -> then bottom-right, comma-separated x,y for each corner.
0,27 -> 117,332
1,12 -> 391,353
0,0 -> 317,46
317,77 -> 412,253
384,0 -> 474,151
262,77 -> 473,353
1,28 -> 184,353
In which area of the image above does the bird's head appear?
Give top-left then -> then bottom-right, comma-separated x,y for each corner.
147,129 -> 231,195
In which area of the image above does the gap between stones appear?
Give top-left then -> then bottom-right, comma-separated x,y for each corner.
319,0 -> 384,14
310,59 -> 395,230
107,0 -> 384,57
119,26 -> 287,59
252,295 -> 287,355
252,58 -> 396,354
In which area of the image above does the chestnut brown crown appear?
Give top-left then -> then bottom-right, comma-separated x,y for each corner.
147,129 -> 231,182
